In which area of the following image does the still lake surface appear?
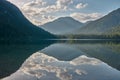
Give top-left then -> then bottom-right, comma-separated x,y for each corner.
0,40 -> 120,79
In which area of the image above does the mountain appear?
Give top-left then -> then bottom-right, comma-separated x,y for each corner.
74,8 -> 120,35
0,0 -> 55,43
84,21 -> 93,25
104,26 -> 120,35
41,17 -> 84,35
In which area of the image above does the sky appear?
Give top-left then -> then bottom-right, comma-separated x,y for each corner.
8,0 -> 120,25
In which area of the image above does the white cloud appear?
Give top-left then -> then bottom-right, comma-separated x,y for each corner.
24,0 -> 47,7
70,12 -> 103,23
56,0 -> 73,10
8,0 -> 104,26
27,14 -> 55,25
22,0 -> 73,14
9,0 -> 98,25
21,0 -> 74,25
21,1 -> 56,25
76,3 -> 88,9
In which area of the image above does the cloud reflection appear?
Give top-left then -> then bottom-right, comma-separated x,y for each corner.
3,52 -> 120,80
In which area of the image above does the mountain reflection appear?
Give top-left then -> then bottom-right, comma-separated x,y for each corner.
1,40 -> 120,79
3,52 -> 120,80
0,41 -> 53,78
41,40 -> 120,71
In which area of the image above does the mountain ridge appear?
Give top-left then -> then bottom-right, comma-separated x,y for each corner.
73,8 -> 120,35
0,0 -> 55,43
41,17 -> 84,35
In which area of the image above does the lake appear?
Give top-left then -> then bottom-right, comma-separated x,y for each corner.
1,40 -> 120,80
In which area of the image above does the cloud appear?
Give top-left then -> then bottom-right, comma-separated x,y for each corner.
21,1 -> 57,25
21,0 -> 74,25
70,12 -> 103,23
22,0 -> 73,14
24,0 -> 47,7
9,0 -> 102,25
27,14 -> 55,25
56,0 -> 73,10
76,3 -> 88,9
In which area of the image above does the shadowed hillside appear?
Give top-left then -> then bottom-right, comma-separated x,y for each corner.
0,0 -> 55,44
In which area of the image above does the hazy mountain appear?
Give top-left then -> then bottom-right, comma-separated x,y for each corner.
41,17 -> 84,35
74,8 -> 120,35
0,0 -> 55,43
104,26 -> 120,35
84,21 -> 93,25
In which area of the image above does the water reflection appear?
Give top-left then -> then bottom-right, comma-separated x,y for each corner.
1,40 -> 120,79
3,52 -> 120,80
0,41 -> 53,78
41,40 -> 120,71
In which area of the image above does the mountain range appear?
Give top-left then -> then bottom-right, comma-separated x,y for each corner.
41,17 -> 84,35
41,8 -> 120,37
1,0 -> 120,41
73,8 -> 120,35
0,0 -> 55,43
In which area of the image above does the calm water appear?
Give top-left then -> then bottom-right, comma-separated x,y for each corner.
0,40 -> 120,79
